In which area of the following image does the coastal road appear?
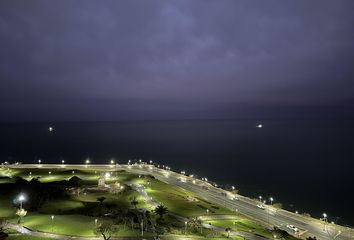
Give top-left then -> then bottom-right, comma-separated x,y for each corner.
5,163 -> 353,240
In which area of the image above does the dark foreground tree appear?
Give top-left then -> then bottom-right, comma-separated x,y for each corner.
97,196 -> 106,206
95,222 -> 117,240
154,204 -> 168,220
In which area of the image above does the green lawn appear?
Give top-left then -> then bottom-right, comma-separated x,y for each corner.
20,214 -> 99,236
12,168 -> 141,185
17,213 -> 155,237
144,179 -> 233,217
39,199 -> 85,214
208,218 -> 272,239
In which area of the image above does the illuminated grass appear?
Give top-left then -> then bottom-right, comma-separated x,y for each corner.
144,179 -> 233,217
208,218 -> 272,238
21,214 -> 99,236
17,214 -> 154,237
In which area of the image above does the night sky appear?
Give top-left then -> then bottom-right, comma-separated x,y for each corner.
1,1 -> 354,121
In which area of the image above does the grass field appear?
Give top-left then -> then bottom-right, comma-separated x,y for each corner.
208,218 -> 273,239
14,213 -> 155,237
143,179 -> 234,217
19,214 -> 99,236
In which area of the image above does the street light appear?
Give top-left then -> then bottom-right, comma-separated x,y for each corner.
323,213 -> 328,231
38,159 -> 42,164
51,215 -> 55,232
18,194 -> 25,209
110,159 -> 115,164
270,197 -> 274,205
206,209 -> 209,215
61,160 -> 65,164
259,196 -> 262,202
184,221 -> 187,234
95,218 -> 98,226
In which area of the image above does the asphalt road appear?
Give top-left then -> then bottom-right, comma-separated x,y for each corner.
5,163 -> 353,240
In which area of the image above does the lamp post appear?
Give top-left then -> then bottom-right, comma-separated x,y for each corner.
323,213 -> 328,231
185,221 -> 187,234
95,218 -> 98,227
270,197 -> 273,206
18,194 -> 25,209
51,215 -> 55,232
259,196 -> 262,202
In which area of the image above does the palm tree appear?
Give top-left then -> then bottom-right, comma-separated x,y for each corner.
154,204 -> 168,220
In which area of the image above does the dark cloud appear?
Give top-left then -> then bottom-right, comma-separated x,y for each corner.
1,0 -> 354,120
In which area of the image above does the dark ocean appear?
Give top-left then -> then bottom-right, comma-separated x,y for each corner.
0,120 -> 353,226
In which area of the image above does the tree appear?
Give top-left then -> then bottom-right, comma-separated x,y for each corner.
68,176 -> 82,187
97,196 -> 106,206
188,217 -> 203,234
95,222 -> 117,240
154,204 -> 168,220
130,196 -> 139,209
16,208 -> 27,224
